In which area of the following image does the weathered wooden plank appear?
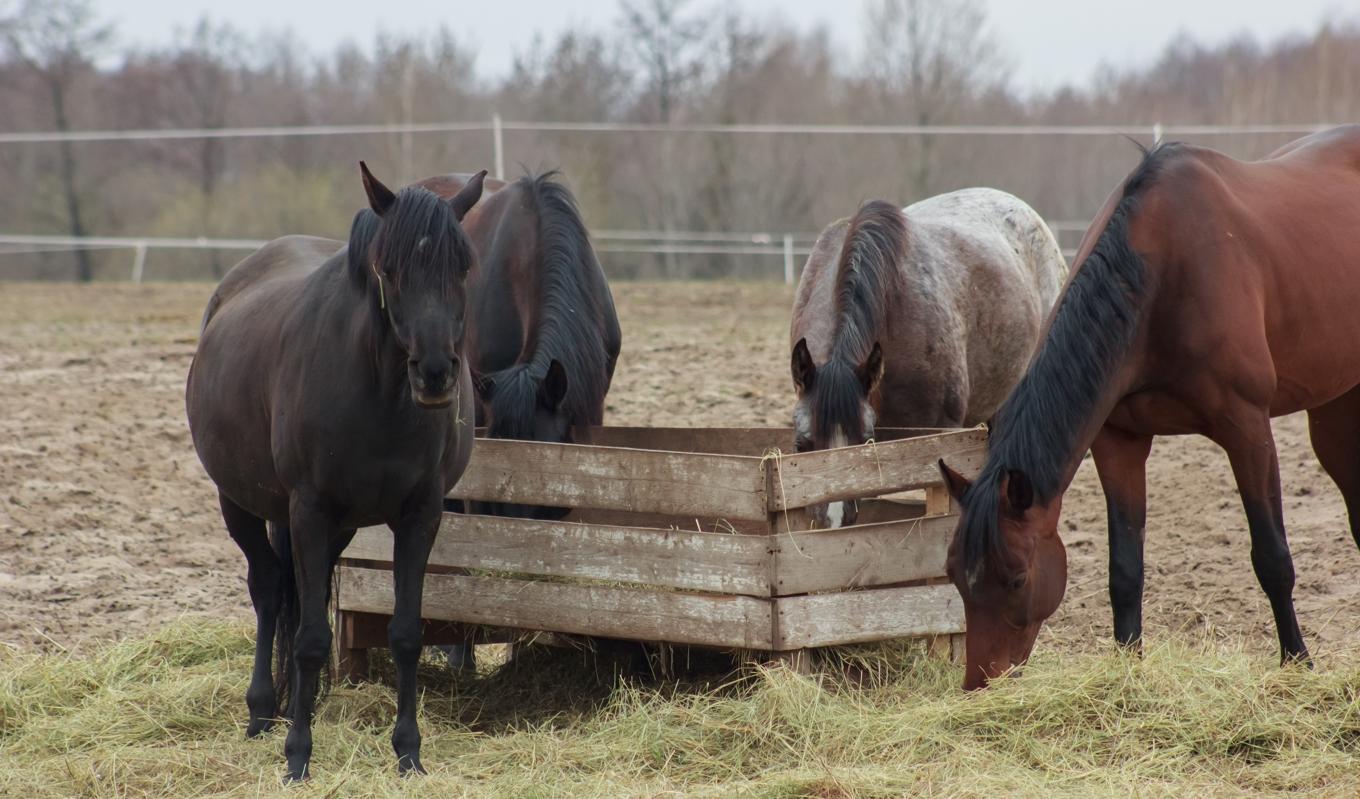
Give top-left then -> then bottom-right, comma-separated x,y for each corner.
449,438 -> 768,521
772,514 -> 955,595
344,514 -> 774,596
774,583 -> 965,649
770,496 -> 927,534
567,426 -> 955,456
565,508 -> 769,535
767,428 -> 988,512
336,566 -> 775,649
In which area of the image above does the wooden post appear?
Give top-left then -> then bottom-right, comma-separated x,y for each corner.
333,609 -> 377,683
769,649 -> 814,674
924,484 -> 952,516
924,484 -> 964,662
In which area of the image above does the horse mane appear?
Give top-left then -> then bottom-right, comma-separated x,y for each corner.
811,200 -> 906,438
345,186 -> 475,304
960,142 -> 1182,571
486,171 -> 612,429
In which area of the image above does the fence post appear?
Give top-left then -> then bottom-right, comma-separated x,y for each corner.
492,113 -> 505,180
1152,122 -> 1164,145
131,243 -> 148,283
782,234 -> 795,285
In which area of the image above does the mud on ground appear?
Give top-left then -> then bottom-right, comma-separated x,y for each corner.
3,282 -> 1359,660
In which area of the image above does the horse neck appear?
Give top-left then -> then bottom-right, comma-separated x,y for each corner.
829,205 -> 904,363
475,198 -> 542,356
986,259 -> 1148,504
1005,369 -> 1133,496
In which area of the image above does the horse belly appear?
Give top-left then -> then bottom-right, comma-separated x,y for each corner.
186,312 -> 290,521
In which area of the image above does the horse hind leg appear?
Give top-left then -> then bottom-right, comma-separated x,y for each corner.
219,492 -> 283,738
1307,386 -> 1360,551
281,494 -> 342,782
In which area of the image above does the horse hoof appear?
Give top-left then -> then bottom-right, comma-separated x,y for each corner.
246,718 -> 274,738
283,760 -> 310,784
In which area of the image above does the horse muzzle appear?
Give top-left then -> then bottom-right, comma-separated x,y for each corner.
409,357 -> 459,408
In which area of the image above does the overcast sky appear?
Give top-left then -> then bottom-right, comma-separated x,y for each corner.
104,0 -> 1354,94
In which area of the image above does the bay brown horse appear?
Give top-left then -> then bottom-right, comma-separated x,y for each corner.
186,164 -> 485,779
790,190 -> 1066,527
416,170 -> 622,519
939,125 -> 1360,690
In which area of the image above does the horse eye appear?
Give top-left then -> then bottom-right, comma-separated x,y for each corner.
1006,575 -> 1027,592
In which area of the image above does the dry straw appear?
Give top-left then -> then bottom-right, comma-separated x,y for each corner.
5,619 -> 1360,798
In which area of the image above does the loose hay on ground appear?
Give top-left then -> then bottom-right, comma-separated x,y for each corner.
4,620 -> 1360,797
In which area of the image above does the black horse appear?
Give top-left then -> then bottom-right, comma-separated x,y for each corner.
186,163 -> 485,780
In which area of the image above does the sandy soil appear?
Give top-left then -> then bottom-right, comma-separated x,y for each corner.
3,282 -> 1360,659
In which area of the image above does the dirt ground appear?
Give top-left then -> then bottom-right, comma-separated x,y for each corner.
3,281 -> 1360,661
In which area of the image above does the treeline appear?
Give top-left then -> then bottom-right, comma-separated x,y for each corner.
2,0 -> 1359,280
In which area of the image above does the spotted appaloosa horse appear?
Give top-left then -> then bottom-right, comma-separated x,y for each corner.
186,164 -> 484,779
940,125 -> 1360,690
790,189 -> 1067,528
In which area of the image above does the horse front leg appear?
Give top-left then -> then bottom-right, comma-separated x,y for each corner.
1215,412 -> 1310,665
1091,426 -> 1153,650
388,494 -> 442,775
282,494 -> 340,782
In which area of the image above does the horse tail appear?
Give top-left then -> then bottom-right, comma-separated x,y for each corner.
270,520 -> 298,714
521,170 -> 619,421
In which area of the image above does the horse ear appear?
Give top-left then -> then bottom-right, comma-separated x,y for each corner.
1001,469 -> 1035,516
359,161 -> 396,216
938,459 -> 972,502
540,359 -> 569,410
791,338 -> 816,392
858,342 -> 884,394
449,170 -> 487,221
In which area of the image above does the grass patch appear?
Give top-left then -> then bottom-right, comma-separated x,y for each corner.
3,621 -> 1360,797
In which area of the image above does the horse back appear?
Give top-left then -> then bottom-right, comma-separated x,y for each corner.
900,189 -> 1067,422
189,236 -> 347,519
200,235 -> 344,332
1121,128 -> 1360,416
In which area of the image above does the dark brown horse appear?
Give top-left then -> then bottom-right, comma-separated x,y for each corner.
939,125 -> 1360,690
790,190 -> 1066,528
418,170 -> 622,519
186,164 -> 485,779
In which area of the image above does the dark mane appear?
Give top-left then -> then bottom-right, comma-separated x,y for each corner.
811,200 -> 906,438
346,186 -> 476,302
483,363 -> 540,439
485,171 -> 613,428
960,142 -> 1182,570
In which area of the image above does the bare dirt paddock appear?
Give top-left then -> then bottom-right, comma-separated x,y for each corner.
4,281 -> 1360,659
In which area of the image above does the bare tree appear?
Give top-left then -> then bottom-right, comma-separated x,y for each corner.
172,18 -> 244,277
862,0 -> 1003,199
618,0 -> 705,124
618,0 -> 706,275
3,0 -> 112,280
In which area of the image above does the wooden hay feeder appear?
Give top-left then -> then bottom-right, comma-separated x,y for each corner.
334,426 -> 987,677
